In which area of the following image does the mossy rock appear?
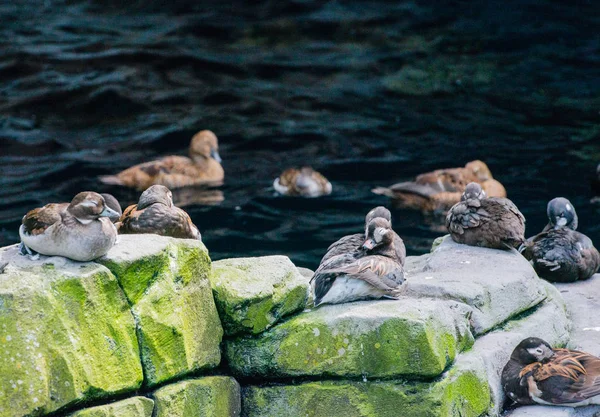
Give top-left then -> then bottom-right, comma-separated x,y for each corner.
225,298 -> 473,379
211,256 -> 309,336
67,397 -> 154,417
153,376 -> 241,417
0,246 -> 143,417
98,235 -> 222,387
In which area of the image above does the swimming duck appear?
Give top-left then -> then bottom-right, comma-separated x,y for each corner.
446,182 -> 525,250
519,198 -> 599,282
321,206 -> 406,265
502,337 -> 600,407
117,185 -> 201,240
311,217 -> 405,306
273,167 -> 332,197
100,130 -> 224,191
19,192 -> 119,261
372,160 -> 506,213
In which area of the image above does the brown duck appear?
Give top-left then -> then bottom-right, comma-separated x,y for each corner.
502,337 -> 600,407
372,160 -> 506,213
311,217 -> 405,306
273,167 -> 332,197
446,182 -> 525,249
117,185 -> 201,240
100,130 -> 223,191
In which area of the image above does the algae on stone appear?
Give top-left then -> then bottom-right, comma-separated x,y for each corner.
67,397 -> 154,417
153,376 -> 241,417
98,235 -> 223,387
211,256 -> 309,336
0,246 -> 142,417
226,298 -> 473,379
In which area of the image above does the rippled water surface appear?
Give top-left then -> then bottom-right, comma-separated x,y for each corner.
1,0 -> 599,269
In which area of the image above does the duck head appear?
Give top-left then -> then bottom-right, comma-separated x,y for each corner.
190,130 -> 221,164
547,197 -> 578,230
364,206 -> 391,235
100,193 -> 122,222
465,160 -> 492,181
362,218 -> 394,251
510,337 -> 555,365
461,182 -> 486,201
137,185 -> 173,210
68,192 -> 120,224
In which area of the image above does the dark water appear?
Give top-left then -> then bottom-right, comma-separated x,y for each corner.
1,0 -> 599,270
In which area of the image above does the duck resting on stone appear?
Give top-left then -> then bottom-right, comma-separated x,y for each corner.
117,185 -> 201,240
311,217 -> 405,307
321,206 -> 406,265
519,197 -> 600,282
446,182 -> 525,250
372,160 -> 506,213
502,337 -> 600,407
100,130 -> 224,191
273,167 -> 332,197
19,192 -> 119,261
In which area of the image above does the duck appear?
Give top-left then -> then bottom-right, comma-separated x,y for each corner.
100,130 -> 224,191
446,182 -> 525,250
372,160 -> 506,213
591,163 -> 600,204
519,198 -> 599,282
117,185 -> 201,240
310,217 -> 405,306
502,337 -> 600,407
273,167 -> 332,197
100,193 -> 122,222
19,192 -> 119,261
321,206 -> 406,265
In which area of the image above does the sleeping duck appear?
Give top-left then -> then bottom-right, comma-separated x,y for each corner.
372,160 -> 506,213
321,206 -> 406,265
100,130 -> 224,191
446,182 -> 525,250
519,198 -> 599,282
273,167 -> 332,197
311,217 -> 405,306
502,337 -> 600,407
117,185 -> 201,240
19,192 -> 119,261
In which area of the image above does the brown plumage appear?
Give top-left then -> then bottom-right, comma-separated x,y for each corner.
273,167 -> 332,197
117,185 -> 201,240
99,130 -> 224,191
502,337 -> 600,407
372,160 -> 506,213
446,182 -> 525,249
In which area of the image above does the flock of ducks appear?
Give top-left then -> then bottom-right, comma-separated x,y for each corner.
13,130 -> 600,410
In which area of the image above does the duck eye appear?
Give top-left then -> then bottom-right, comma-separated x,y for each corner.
535,348 -> 543,355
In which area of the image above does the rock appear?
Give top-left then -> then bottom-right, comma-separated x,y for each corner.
211,256 -> 309,336
503,406 -> 600,417
225,298 -> 474,379
153,376 -> 241,417
98,234 -> 222,387
405,236 -> 547,335
0,246 -> 143,417
67,397 -> 155,417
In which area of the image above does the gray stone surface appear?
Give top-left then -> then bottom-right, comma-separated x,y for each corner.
504,406 -> 600,417
405,236 -> 547,335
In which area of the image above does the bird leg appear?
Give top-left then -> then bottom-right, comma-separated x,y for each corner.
537,258 -> 561,271
19,242 -> 40,260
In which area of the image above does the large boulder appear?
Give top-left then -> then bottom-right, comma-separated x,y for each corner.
211,256 -> 309,336
153,376 -> 241,417
97,235 -> 222,387
405,236 -> 547,335
67,397 -> 154,417
225,298 -> 473,379
0,246 -> 143,417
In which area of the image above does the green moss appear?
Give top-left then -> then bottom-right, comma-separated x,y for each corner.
67,397 -> 155,417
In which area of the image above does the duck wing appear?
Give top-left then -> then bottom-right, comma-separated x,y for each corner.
321,233 -> 363,264
21,203 -> 68,235
446,199 -> 488,235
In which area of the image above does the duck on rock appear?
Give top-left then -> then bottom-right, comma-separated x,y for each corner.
100,130 -> 224,190
19,192 -> 119,261
502,337 -> 600,407
519,198 -> 600,282
273,167 -> 332,197
311,215 -> 405,307
446,182 -> 525,250
117,185 -> 201,240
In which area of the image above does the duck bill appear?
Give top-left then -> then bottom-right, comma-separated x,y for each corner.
362,238 -> 376,250
211,149 -> 222,163
554,217 -> 567,229
100,206 -> 120,221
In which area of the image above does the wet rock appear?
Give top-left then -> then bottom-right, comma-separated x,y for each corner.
0,246 -> 143,417
67,397 -> 155,417
98,234 -> 222,387
211,256 -> 309,336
